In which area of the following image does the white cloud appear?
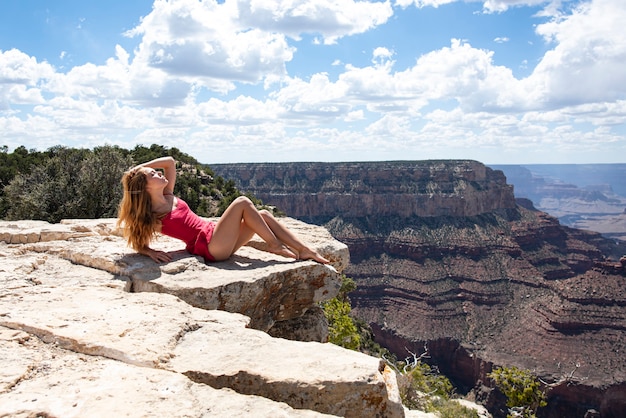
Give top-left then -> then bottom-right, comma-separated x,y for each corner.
372,47 -> 395,66
271,73 -> 351,121
0,49 -> 55,112
196,95 -> 282,125
481,0 -> 550,13
403,39 -> 534,111
530,0 -> 626,106
123,0 -> 393,96
4,85 -> 46,105
126,0 -> 293,92
0,49 -> 55,85
1,0 -> 625,164
345,109 -> 364,121
395,0 -> 457,9
395,0 -> 561,14
239,0 -> 394,44
365,113 -> 412,139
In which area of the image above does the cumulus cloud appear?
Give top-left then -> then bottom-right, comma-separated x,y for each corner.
481,0 -> 550,13
239,0 -> 393,44
125,0 -> 392,93
0,0 -> 624,163
126,0 -> 292,92
0,49 -> 55,112
530,0 -> 626,106
395,0 -> 457,8
0,49 -> 55,85
395,0 -> 559,13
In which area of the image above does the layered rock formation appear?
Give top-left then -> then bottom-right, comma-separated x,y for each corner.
492,164 -> 626,241
212,160 -> 516,219
213,160 -> 626,418
0,218 -> 408,417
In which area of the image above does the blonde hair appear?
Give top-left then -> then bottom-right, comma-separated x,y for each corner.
117,168 -> 159,252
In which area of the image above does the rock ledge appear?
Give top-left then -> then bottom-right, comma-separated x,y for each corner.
0,218 -> 405,417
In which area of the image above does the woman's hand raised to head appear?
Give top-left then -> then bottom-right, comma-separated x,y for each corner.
136,156 -> 177,195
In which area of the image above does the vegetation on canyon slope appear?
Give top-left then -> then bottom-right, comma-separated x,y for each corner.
0,144 -> 262,222
323,275 -> 480,417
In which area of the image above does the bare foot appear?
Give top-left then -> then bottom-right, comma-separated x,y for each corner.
298,247 -> 330,264
267,244 -> 298,260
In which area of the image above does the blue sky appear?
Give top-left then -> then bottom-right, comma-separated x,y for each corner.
1,0 -> 625,164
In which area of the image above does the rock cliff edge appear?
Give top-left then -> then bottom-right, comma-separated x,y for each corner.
0,218 -> 406,417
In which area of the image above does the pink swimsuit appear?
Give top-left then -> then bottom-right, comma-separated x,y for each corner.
160,198 -> 216,262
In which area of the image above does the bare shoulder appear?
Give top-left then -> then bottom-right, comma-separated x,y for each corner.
153,194 -> 177,216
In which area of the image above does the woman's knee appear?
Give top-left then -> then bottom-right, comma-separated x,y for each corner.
259,209 -> 276,221
232,196 -> 253,208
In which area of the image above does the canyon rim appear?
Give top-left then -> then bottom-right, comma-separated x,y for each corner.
213,160 -> 626,418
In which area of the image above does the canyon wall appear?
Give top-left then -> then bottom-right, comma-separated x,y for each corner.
213,160 -> 626,418
213,160 -> 516,219
491,164 -> 626,242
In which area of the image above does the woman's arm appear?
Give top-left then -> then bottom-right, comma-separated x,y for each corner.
136,156 -> 176,195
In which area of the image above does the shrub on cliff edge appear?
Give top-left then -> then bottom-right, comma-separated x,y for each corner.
395,354 -> 479,417
321,275 -> 360,350
488,366 -> 547,418
321,277 -> 479,417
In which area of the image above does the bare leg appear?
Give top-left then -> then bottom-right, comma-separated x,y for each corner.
209,197 -> 297,261
259,210 -> 329,264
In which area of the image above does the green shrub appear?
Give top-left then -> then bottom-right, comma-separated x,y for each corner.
4,146 -> 132,222
399,359 -> 451,409
0,143 -> 259,221
488,366 -> 547,418
432,398 -> 480,418
408,361 -> 454,398
319,276 -> 480,417
322,297 -> 360,350
396,359 -> 478,417
321,276 -> 360,350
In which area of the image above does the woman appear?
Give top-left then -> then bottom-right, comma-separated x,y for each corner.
117,156 -> 329,264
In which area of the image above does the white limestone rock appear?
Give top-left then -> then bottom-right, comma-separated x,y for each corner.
2,217 -> 347,335
0,219 -> 96,244
0,217 -> 406,417
167,310 -> 405,417
0,283 -> 403,417
0,327 -> 333,418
